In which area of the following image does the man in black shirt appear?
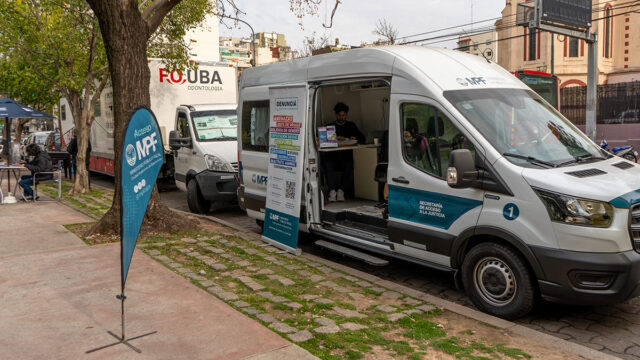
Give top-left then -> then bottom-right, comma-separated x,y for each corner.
321,102 -> 365,202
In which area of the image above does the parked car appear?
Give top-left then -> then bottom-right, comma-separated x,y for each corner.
19,131 -> 52,159
45,131 -> 65,152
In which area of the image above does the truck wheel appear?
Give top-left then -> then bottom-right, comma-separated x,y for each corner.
461,242 -> 536,319
187,179 -> 210,214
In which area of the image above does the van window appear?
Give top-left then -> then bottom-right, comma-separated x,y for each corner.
177,112 -> 189,138
401,103 -> 474,177
241,100 -> 270,152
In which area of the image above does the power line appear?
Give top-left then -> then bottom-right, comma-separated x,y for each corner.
403,0 -> 639,47
450,7 -> 640,50
399,0 -> 639,46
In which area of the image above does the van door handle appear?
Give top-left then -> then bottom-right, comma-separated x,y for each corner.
392,176 -> 410,184
192,151 -> 197,155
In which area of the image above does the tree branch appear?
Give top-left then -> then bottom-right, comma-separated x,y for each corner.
322,0 -> 341,28
143,0 -> 184,35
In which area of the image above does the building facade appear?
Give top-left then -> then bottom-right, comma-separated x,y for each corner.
496,0 -> 640,87
219,34 -> 298,68
457,30 -> 499,62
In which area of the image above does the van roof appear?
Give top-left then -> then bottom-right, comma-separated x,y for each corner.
240,45 -> 525,92
179,104 -> 237,112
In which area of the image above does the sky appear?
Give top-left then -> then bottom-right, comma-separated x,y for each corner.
219,0 -> 506,52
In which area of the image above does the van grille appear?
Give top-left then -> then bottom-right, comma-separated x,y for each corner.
231,162 -> 239,172
629,204 -> 640,253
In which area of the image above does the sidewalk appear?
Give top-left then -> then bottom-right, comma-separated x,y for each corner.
0,195 -> 620,360
0,202 -> 317,360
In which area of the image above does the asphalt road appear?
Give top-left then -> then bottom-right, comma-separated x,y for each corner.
91,173 -> 640,359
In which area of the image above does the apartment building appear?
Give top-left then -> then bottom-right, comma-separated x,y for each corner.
496,0 -> 640,87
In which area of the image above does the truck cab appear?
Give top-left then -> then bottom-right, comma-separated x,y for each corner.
170,104 -> 238,213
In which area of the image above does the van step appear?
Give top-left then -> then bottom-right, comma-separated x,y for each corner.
315,240 -> 389,266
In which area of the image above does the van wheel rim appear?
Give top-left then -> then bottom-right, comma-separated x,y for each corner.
473,257 -> 516,306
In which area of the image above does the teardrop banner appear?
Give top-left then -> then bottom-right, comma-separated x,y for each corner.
86,105 -> 163,354
120,106 -> 164,289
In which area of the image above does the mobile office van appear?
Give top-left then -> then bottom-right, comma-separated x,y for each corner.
237,46 -> 640,319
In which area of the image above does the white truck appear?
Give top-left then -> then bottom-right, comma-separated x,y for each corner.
59,59 -> 239,212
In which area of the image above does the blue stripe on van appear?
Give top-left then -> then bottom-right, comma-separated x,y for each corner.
610,189 -> 640,209
388,184 -> 482,230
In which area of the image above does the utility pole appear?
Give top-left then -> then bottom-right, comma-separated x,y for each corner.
585,36 -> 598,140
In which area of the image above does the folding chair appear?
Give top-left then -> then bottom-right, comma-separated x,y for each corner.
33,160 -> 62,201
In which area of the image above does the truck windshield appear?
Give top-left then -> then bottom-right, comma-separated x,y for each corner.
191,110 -> 237,141
443,88 -> 603,168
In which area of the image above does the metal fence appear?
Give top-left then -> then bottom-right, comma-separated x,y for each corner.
560,81 -> 640,125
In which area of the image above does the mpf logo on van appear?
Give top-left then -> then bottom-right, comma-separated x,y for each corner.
125,124 -> 158,167
275,97 -> 298,110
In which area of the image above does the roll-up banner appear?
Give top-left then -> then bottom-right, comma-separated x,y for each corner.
120,106 -> 164,290
262,86 -> 307,255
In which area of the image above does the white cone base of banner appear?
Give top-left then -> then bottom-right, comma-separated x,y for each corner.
260,235 -> 302,256
3,193 -> 17,204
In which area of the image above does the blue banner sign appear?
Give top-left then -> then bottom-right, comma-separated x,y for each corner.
120,106 -> 164,289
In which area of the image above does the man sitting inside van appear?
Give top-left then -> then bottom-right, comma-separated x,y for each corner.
321,102 -> 365,202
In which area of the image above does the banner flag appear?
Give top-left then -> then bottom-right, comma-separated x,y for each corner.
120,106 -> 164,290
262,86 -> 307,255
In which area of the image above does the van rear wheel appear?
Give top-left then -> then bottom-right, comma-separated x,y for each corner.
461,242 -> 536,319
187,179 -> 210,214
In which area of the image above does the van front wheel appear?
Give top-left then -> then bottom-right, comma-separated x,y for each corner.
187,179 -> 210,214
461,242 -> 536,319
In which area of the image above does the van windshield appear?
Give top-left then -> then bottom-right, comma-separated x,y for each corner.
191,110 -> 237,141
443,88 -> 604,168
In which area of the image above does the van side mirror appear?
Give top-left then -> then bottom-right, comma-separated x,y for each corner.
169,130 -> 191,150
447,149 -> 478,188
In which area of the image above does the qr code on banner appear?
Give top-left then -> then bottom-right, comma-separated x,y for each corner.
285,180 -> 296,200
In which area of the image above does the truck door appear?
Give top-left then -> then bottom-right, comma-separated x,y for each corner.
173,109 -> 192,188
387,95 -> 484,266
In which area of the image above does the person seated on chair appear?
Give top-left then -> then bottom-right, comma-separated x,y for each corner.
18,143 -> 53,201
321,102 -> 365,202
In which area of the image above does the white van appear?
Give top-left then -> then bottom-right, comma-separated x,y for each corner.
237,46 -> 640,319
169,104 -> 238,213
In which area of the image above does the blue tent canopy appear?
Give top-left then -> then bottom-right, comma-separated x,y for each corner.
1,97 -> 55,165
0,97 -> 54,119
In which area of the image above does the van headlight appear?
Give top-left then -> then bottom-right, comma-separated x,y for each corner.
534,188 -> 614,227
204,154 -> 234,172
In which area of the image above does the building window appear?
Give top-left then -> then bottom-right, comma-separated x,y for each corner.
604,6 -> 613,58
569,37 -> 579,57
528,29 -> 537,61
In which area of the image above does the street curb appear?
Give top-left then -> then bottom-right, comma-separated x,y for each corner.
181,209 -> 621,360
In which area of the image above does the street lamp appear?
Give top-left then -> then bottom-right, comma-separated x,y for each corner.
217,14 -> 256,67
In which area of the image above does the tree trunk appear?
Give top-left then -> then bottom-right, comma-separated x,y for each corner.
14,119 -> 28,143
86,0 -> 196,236
72,119 -> 91,193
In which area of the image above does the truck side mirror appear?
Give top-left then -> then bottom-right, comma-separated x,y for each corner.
446,149 -> 478,188
169,130 -> 191,150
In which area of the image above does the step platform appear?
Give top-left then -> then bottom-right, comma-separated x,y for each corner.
315,239 -> 389,266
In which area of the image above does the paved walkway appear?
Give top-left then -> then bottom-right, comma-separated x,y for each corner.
0,202 -> 317,360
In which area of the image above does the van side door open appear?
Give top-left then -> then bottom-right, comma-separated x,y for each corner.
387,95 -> 484,266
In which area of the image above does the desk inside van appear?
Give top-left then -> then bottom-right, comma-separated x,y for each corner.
318,144 -> 380,201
